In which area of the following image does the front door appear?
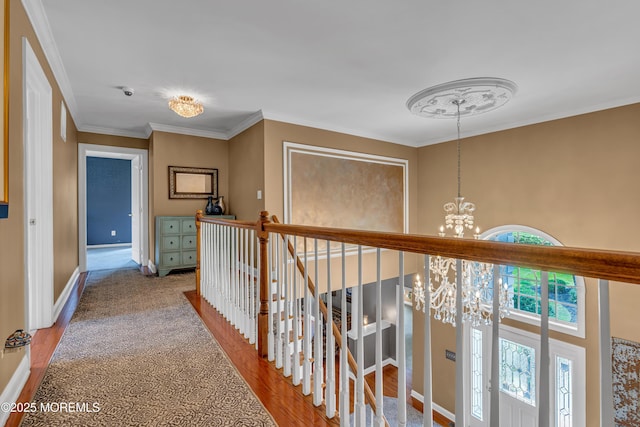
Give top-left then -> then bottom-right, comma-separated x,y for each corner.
468,324 -> 585,427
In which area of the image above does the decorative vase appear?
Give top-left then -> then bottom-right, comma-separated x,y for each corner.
215,196 -> 226,215
205,196 -> 215,215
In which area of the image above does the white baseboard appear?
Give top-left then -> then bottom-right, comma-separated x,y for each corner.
0,354 -> 30,426
410,389 -> 455,423
52,267 -> 80,323
147,260 -> 156,274
86,243 -> 131,249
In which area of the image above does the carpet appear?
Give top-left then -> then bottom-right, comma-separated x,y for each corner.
21,269 -> 276,426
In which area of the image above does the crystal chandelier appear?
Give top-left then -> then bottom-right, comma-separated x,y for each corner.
441,99 -> 475,238
407,77 -> 517,326
413,258 -> 511,327
168,95 -> 204,118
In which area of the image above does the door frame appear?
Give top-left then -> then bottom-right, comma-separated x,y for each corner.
465,323 -> 586,426
23,37 -> 54,330
78,143 -> 149,272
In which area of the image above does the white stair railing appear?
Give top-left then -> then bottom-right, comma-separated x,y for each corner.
197,211 -> 637,427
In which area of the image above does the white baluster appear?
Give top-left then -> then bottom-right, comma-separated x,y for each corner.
214,224 -> 219,309
293,236 -> 301,386
244,228 -> 250,337
250,229 -> 256,345
303,238 -> 312,395
374,248 -> 384,427
598,279 -> 614,426
233,228 -> 239,327
540,271 -> 550,427
206,223 -> 212,301
203,223 -> 209,301
490,264 -> 500,427
455,258 -> 465,427
221,226 -> 226,316
224,226 -> 230,319
339,242 -> 350,426
423,255 -> 433,427
267,234 -> 275,361
284,236 -> 292,377
238,228 -> 245,336
313,239 -> 324,406
252,229 -> 258,349
355,245 -> 366,426
275,234 -> 283,369
397,251 -> 407,427
326,240 -> 336,418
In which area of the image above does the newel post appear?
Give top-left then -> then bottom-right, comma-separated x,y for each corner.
195,210 -> 202,296
257,210 -> 271,358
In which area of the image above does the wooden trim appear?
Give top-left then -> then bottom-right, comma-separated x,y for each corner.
4,272 -> 87,427
257,211 -> 270,358
263,222 -> 640,284
195,210 -> 202,295
198,215 -> 257,230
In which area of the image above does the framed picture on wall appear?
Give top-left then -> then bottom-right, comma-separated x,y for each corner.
168,166 -> 218,199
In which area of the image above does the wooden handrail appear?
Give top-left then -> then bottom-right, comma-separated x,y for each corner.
263,222 -> 640,285
198,214 -> 257,230
271,215 -> 387,426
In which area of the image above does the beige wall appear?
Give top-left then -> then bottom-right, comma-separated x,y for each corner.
228,121 -> 265,221
149,131 -> 229,262
0,0 -> 79,392
414,103 -> 640,424
262,119 -> 420,286
77,131 -> 148,150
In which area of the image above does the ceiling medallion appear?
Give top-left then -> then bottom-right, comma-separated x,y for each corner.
168,95 -> 204,118
406,77 -> 517,119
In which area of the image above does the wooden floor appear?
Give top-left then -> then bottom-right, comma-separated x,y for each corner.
186,290 -> 341,426
186,291 -> 453,426
4,269 -> 452,427
4,272 -> 88,427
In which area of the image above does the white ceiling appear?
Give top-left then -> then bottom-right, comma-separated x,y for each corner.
25,0 -> 640,147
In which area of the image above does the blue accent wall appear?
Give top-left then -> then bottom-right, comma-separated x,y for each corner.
87,157 -> 132,245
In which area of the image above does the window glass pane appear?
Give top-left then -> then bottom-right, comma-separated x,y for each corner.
491,231 -> 578,324
556,356 -> 573,427
499,337 -> 536,406
471,328 -> 483,420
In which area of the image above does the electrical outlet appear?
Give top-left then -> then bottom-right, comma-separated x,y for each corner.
257,190 -> 262,200
111,230 -> 116,236
445,349 -> 456,361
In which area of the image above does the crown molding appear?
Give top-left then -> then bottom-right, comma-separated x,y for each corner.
260,110 -> 415,147
226,110 -> 264,139
22,0 -> 81,127
147,123 -> 228,140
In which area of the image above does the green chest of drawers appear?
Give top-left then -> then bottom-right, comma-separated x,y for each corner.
155,215 -> 235,277
155,216 -> 198,277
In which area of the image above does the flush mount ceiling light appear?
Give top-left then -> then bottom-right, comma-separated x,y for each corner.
406,77 -> 517,119
168,95 -> 204,118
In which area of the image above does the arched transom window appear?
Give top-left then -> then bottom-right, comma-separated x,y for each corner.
482,225 -> 585,338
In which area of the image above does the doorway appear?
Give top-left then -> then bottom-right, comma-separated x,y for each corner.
23,37 -> 53,330
78,144 -> 149,272
466,324 -> 586,427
